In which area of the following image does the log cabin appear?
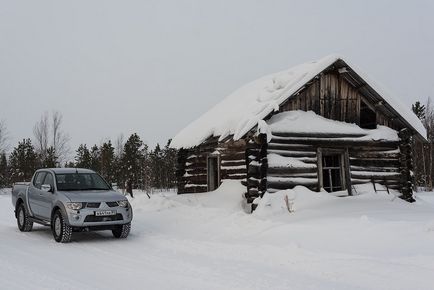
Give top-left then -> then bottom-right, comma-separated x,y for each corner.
170,55 -> 427,211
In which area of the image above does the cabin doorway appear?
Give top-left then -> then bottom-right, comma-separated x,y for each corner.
207,155 -> 220,191
319,150 -> 347,193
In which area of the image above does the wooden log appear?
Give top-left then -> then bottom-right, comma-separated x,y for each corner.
220,152 -> 245,160
267,166 -> 317,175
185,168 -> 207,175
267,149 -> 316,157
350,173 -> 401,180
350,165 -> 400,173
267,177 -> 318,189
268,172 -> 317,178
185,162 -> 207,169
267,143 -> 317,152
247,178 -> 260,187
349,151 -> 400,159
220,168 -> 246,176
220,160 -> 245,166
350,158 -> 400,168
223,175 -> 246,180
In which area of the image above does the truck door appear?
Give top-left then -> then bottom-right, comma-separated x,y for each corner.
27,171 -> 47,217
39,172 -> 55,219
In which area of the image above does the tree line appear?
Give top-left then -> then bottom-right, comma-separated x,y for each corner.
0,112 -> 177,191
412,99 -> 434,190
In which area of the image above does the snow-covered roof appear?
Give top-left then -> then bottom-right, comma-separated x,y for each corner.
268,110 -> 399,141
171,55 -> 426,149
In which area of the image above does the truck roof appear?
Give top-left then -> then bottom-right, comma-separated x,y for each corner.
38,168 -> 96,174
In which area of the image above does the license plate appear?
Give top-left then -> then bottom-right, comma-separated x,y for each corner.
95,210 -> 116,216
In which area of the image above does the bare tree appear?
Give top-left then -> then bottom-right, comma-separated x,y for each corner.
33,112 -> 49,161
0,120 -> 9,154
114,133 -> 125,159
33,111 -> 70,166
51,111 -> 70,163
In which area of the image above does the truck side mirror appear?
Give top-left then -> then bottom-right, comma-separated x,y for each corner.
41,184 -> 52,193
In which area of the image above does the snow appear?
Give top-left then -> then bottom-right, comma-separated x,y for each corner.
1,183 -> 434,289
268,110 -> 399,141
170,55 -> 426,149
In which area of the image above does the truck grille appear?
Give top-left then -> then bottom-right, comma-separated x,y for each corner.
85,202 -> 101,208
84,214 -> 123,222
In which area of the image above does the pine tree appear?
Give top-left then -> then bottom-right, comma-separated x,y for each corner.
121,133 -> 144,188
150,144 -> 164,189
140,144 -> 152,191
0,152 -> 9,187
99,140 -> 115,183
9,139 -> 38,182
75,144 -> 92,168
42,146 -> 58,168
163,140 -> 177,189
90,145 -> 100,172
412,101 -> 426,120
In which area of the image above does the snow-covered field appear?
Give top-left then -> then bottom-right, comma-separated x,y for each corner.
1,183 -> 434,290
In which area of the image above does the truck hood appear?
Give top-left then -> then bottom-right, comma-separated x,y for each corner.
59,190 -> 127,203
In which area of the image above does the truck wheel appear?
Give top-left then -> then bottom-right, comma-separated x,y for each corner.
112,223 -> 131,239
52,210 -> 72,243
16,203 -> 33,232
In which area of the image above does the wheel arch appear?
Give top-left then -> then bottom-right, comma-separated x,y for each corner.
51,203 -> 69,225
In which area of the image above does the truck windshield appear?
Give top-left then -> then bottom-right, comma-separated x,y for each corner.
55,173 -> 110,191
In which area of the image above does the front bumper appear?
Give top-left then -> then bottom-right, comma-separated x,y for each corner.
65,204 -> 133,227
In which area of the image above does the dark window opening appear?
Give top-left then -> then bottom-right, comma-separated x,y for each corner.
207,156 -> 219,191
322,154 -> 343,192
360,100 -> 377,129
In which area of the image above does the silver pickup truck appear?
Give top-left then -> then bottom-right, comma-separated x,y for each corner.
12,168 -> 133,243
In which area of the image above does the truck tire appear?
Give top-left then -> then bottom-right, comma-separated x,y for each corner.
112,222 -> 131,239
52,210 -> 72,243
16,202 -> 33,232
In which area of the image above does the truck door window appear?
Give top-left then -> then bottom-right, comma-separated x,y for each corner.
33,172 -> 47,189
43,173 -> 55,189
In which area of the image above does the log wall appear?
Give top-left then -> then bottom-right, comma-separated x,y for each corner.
177,137 -> 247,194
265,132 -> 402,193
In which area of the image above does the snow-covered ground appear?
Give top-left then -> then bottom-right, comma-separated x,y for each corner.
1,182 -> 434,290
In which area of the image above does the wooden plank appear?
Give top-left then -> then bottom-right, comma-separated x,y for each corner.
350,173 -> 401,180
350,165 -> 400,173
350,158 -> 400,168
267,149 -> 317,157
267,167 -> 317,175
267,178 -> 318,190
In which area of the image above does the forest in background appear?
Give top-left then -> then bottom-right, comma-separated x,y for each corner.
0,111 -> 177,191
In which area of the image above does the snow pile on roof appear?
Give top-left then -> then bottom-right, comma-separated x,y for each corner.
171,55 -> 426,149
267,110 -> 399,141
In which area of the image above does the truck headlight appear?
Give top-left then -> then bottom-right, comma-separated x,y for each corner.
66,202 -> 83,210
117,200 -> 129,208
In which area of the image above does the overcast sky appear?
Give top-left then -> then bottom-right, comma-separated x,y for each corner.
1,0 -> 434,156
